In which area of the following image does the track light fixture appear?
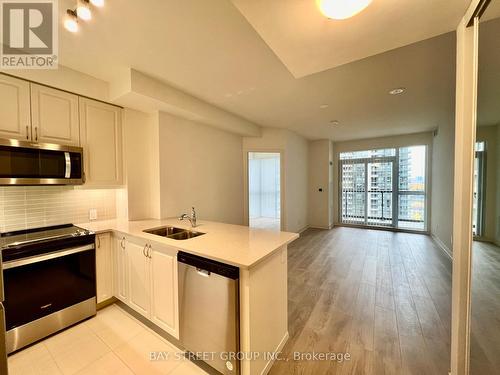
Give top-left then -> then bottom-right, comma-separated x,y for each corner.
64,0 -> 104,32
64,9 -> 78,33
76,0 -> 91,21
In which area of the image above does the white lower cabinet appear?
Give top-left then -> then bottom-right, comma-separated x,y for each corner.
127,240 -> 151,317
150,245 -> 179,338
112,234 -> 179,339
95,232 -> 113,303
114,235 -> 129,302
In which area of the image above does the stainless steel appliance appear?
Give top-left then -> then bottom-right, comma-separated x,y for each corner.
0,138 -> 84,185
0,251 -> 8,374
178,251 -> 240,375
0,224 -> 96,353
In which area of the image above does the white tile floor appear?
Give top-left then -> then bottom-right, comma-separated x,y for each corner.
7,304 -> 208,375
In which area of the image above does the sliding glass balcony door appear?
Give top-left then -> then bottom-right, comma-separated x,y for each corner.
340,146 -> 427,231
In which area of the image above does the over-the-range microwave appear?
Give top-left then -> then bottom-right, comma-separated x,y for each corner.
0,138 -> 84,185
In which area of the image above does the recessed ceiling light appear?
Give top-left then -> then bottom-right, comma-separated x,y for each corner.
389,88 -> 405,95
317,0 -> 372,20
319,104 -> 329,109
330,120 -> 340,126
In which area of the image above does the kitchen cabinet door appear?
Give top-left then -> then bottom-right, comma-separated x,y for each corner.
127,241 -> 151,318
114,235 -> 129,302
150,245 -> 179,338
30,84 -> 80,146
96,232 -> 113,303
0,75 -> 31,141
79,98 -> 123,186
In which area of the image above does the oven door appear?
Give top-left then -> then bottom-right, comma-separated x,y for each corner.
2,245 -> 96,332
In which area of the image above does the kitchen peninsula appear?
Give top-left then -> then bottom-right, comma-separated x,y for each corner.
79,218 -> 299,375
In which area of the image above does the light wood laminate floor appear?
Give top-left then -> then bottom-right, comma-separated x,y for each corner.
470,241 -> 500,375
270,227 -> 452,375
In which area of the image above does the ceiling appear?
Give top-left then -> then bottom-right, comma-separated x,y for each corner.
54,0 -> 494,141
231,0 -> 470,78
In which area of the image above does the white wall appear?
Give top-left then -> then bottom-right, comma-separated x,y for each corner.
122,109 -> 161,220
431,120 -> 455,252
158,112 -> 244,224
243,128 -> 309,233
308,140 -> 333,229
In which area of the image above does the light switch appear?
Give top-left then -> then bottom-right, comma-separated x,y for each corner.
89,208 -> 97,221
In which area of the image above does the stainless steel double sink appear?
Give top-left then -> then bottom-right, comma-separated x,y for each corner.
143,226 -> 205,240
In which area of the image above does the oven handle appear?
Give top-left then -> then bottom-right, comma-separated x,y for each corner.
2,244 -> 94,270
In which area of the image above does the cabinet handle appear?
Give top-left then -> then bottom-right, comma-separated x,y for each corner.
120,237 -> 125,249
34,127 -> 38,141
147,244 -> 152,259
143,244 -> 148,257
26,126 -> 29,140
97,236 -> 101,249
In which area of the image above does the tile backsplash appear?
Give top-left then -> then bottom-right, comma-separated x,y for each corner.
0,186 -> 119,233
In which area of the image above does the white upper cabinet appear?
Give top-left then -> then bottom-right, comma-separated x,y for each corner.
0,75 -> 31,141
30,84 -> 80,146
79,97 -> 123,186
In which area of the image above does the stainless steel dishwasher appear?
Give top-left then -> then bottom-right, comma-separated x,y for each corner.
178,251 -> 240,375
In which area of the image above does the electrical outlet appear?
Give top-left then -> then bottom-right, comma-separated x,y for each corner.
89,208 -> 97,221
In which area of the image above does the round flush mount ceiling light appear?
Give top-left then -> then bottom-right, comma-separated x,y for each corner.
64,9 -> 78,32
389,87 -> 406,95
317,0 -> 372,20
319,104 -> 329,109
330,120 -> 340,126
76,0 -> 92,21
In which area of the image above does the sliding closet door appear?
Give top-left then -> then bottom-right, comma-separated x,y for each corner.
469,4 -> 500,374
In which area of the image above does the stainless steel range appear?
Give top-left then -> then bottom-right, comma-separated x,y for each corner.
0,224 -> 96,354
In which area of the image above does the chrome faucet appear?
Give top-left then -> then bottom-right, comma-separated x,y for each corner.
179,207 -> 197,227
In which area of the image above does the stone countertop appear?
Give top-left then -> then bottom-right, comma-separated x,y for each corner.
77,218 -> 299,268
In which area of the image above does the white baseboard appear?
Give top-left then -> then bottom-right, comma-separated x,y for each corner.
261,331 -> 289,375
431,234 -> 453,260
297,225 -> 310,234
309,224 -> 333,230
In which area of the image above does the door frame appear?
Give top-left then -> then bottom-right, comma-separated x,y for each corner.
243,149 -> 285,231
451,1 -> 484,374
